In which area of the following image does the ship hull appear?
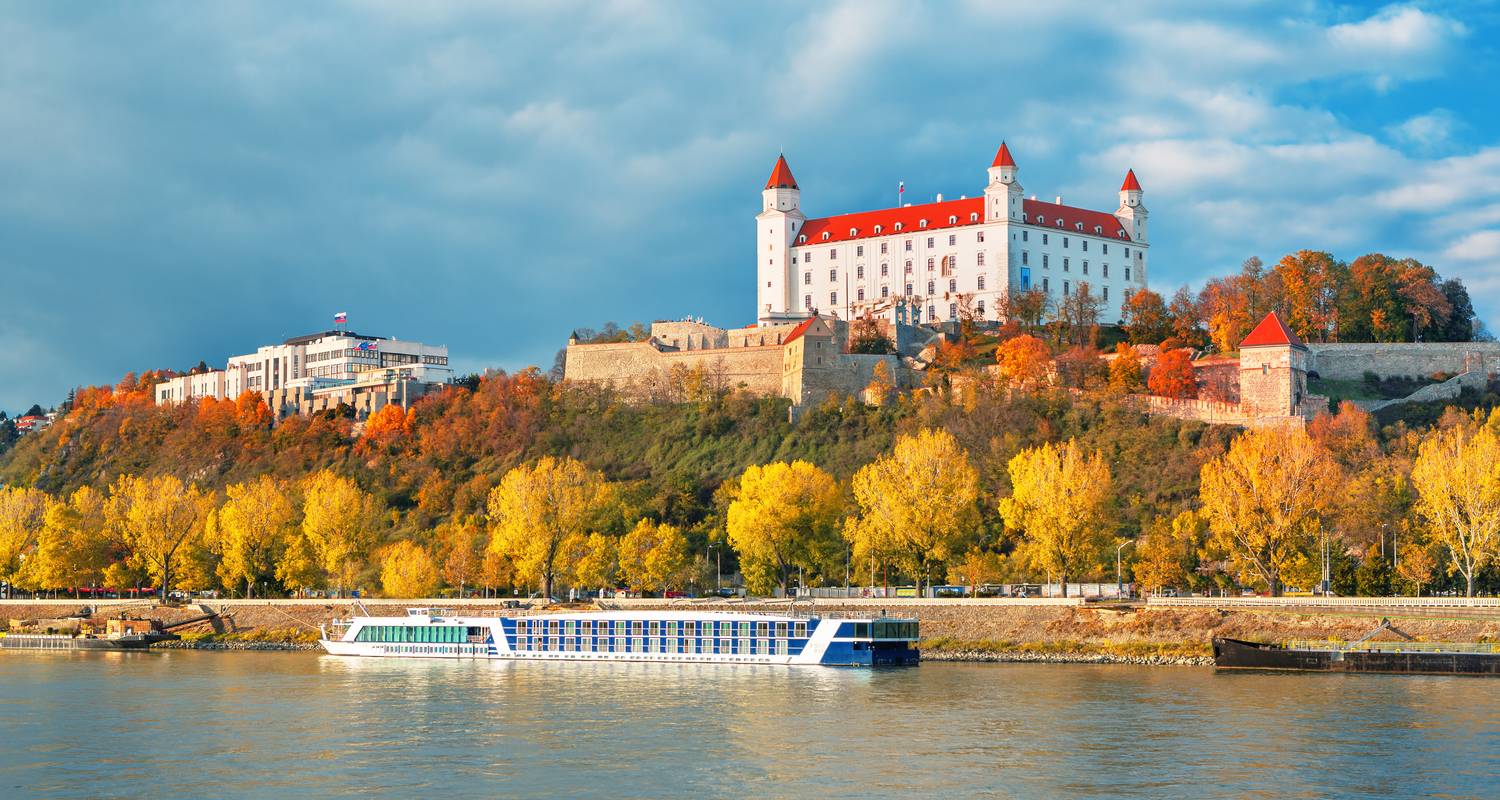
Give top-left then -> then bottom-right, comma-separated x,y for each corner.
0,634 -> 152,652
1213,637 -> 1500,676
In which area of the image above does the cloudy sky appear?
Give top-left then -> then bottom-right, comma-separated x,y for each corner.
3,1 -> 1500,413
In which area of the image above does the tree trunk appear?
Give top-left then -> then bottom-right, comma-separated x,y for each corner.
1060,571 -> 1069,598
160,560 -> 171,604
1467,572 -> 1475,598
543,572 -> 554,603
246,578 -> 254,600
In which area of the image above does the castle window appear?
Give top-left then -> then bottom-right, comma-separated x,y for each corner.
792,256 -> 797,265
798,235 -> 806,243
1082,240 -> 1089,252
905,283 -> 913,295
875,226 -> 884,236
830,292 -> 837,305
857,265 -> 865,279
858,288 -> 865,301
850,229 -> 858,237
977,252 -> 985,266
948,234 -> 956,246
1103,286 -> 1109,302
1063,258 -> 1070,272
881,263 -> 889,277
1022,251 -> 1028,265
926,237 -> 934,248
804,272 -> 811,285
1082,261 -> 1089,275
829,269 -> 837,281
1094,225 -> 1102,234
1263,364 -> 1269,375
977,230 -> 985,243
1037,216 -> 1046,225
1057,219 -> 1064,227
904,239 -> 912,250
829,248 -> 837,258
1043,254 -> 1049,268
804,295 -> 812,308
926,257 -> 934,271
927,280 -> 935,295
1022,230 -> 1028,242
1125,267 -> 1131,281
971,213 -> 979,222
1102,264 -> 1109,278
1063,280 -> 1070,295
1042,233 -> 1049,245
1103,243 -> 1109,255
949,302 -> 957,319
1043,277 -> 1050,292
880,241 -> 888,253
1076,223 -> 1083,231
895,223 -> 904,232
948,279 -> 956,293
881,286 -> 889,298
978,275 -> 986,290
905,260 -> 912,273
977,300 -> 985,315
1124,247 -> 1131,258
856,245 -> 864,257
1063,237 -> 1070,248
928,304 -> 936,319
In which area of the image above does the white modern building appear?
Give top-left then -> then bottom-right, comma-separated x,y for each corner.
756,144 -> 1149,325
155,328 -> 452,416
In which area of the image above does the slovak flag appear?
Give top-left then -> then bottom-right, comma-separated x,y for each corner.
334,312 -> 348,324
357,340 -> 376,351
898,181 -> 905,196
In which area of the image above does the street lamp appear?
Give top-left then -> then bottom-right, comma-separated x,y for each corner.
1116,540 -> 1135,599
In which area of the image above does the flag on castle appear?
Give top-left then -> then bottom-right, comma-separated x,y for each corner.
334,311 -> 348,324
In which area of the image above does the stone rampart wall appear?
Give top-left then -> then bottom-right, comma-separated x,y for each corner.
1307,343 -> 1500,381
564,341 -> 785,396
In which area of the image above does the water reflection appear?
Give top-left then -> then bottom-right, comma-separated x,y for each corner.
1,652 -> 1496,799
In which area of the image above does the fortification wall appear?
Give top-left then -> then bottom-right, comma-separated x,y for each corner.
1306,343 -> 1500,381
564,341 -> 784,396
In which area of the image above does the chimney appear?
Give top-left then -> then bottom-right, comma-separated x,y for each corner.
1055,196 -> 1063,205
936,193 -> 944,202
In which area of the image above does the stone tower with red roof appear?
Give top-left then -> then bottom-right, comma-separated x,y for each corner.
1238,311 -> 1311,417
756,155 -> 807,325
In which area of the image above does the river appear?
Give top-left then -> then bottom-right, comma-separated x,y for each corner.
1,651 -> 1495,798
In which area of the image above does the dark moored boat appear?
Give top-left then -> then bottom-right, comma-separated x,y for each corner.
1214,619 -> 1500,676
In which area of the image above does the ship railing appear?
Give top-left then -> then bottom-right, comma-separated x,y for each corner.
1283,639 -> 1500,654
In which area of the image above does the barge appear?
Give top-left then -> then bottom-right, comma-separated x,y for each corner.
0,632 -> 156,651
321,607 -> 920,667
1213,619 -> 1500,675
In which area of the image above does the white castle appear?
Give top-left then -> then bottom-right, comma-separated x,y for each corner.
756,143 -> 1149,325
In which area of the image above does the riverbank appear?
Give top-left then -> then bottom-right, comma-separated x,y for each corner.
6,599 -> 1499,663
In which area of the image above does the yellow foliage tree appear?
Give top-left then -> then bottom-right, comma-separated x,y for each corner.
1411,422 -> 1500,597
1107,343 -> 1143,393
995,334 -> 1051,390
27,487 -> 111,595
947,548 -> 1005,595
572,532 -> 619,593
105,474 -> 209,602
1133,511 -> 1200,595
300,470 -> 381,597
1000,439 -> 1112,597
0,486 -> 52,587
437,517 -> 486,597
486,456 -> 613,600
727,460 -> 843,595
380,540 -> 439,598
1198,427 -> 1340,595
619,519 -> 690,593
216,476 -> 297,598
848,429 -> 980,595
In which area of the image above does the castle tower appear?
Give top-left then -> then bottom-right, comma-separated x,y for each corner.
1115,169 -> 1148,244
1238,311 -> 1309,417
757,154 -> 806,322
983,142 -> 1023,223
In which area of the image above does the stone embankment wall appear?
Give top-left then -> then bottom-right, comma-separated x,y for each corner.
1306,342 -> 1500,381
564,341 -> 786,396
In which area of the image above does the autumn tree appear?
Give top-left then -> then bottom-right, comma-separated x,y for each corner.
105,474 -> 209,602
26,486 -> 111,595
847,429 -> 980,595
437,517 -> 486,597
948,548 -> 1005,596
1000,288 -> 1051,333
848,316 -> 894,354
1148,349 -> 1198,399
572,532 -> 618,592
1198,427 -> 1340,595
727,460 -> 842,594
995,334 -> 1051,390
864,359 -> 895,405
1410,422 -> 1500,597
1056,281 -> 1102,347
0,486 -> 50,586
1121,288 -> 1172,344
300,470 -> 381,597
1167,286 -> 1205,348
380,540 -> 440,598
215,475 -> 297,598
1133,512 -> 1200,595
1000,439 -> 1113,597
487,456 -> 613,600
619,519 -> 690,593
1107,343 -> 1143,393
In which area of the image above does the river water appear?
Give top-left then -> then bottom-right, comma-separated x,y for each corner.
1,651 -> 1496,799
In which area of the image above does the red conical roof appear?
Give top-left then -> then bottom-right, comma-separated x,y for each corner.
1240,311 -> 1305,349
992,142 -> 1016,168
764,155 -> 798,190
1121,169 -> 1142,192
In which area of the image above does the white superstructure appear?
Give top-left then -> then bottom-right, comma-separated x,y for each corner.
757,144 -> 1149,326
320,608 -> 920,667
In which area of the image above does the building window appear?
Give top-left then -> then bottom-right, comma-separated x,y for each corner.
1125,247 -> 1131,258
881,286 -> 889,298
928,305 -> 936,319
1042,233 -> 1049,245
856,245 -> 864,257
977,300 -> 985,315
1043,254 -> 1049,269
904,239 -> 912,251
948,235 -> 956,246
1082,240 -> 1089,252
880,242 -> 888,254
948,279 -> 957,293
1063,280 -> 1071,295
926,237 -> 934,248
829,269 -> 837,281
804,295 -> 812,308
1022,251 -> 1029,265
1021,267 -> 1031,291
881,263 -> 889,277
1082,261 -> 1089,275
905,260 -> 913,273
1063,237 -> 1070,248
977,275 -> 986,290
830,248 -> 837,259
926,257 -> 935,271
1103,243 -> 1109,255
1043,277 -> 1050,292
830,292 -> 837,305
977,252 -> 985,266
977,230 -> 985,243
905,283 -> 913,295
1125,267 -> 1131,281
1063,258 -> 1070,272
949,302 -> 957,319
1022,230 -> 1029,242
804,272 -> 811,285
927,280 -> 935,295
1102,264 -> 1109,278
1103,287 -> 1109,302
857,265 -> 865,279
857,288 -> 865,301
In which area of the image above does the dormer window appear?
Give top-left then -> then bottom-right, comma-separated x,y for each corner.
1036,216 -> 1045,225
894,222 -> 904,231
798,235 -> 807,243
969,213 -> 979,222
948,215 -> 957,224
874,225 -> 883,234
919,219 -> 928,228
1076,223 -> 1083,231
849,228 -> 858,236
1056,219 -> 1064,227
821,232 -> 830,241
1094,225 -> 1102,234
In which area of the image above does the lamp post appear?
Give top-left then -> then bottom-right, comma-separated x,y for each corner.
1116,540 -> 1135,599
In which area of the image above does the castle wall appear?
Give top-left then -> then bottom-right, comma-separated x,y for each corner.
564,341 -> 786,397
1306,343 -> 1500,382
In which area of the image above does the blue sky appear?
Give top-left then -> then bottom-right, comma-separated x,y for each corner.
4,1 -> 1500,413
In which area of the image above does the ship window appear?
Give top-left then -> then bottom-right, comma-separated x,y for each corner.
666,621 -> 678,636
794,622 -> 808,638
739,622 -> 752,637
855,622 -> 870,638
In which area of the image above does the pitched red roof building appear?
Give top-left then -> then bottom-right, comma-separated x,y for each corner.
1239,311 -> 1306,349
764,155 -> 798,190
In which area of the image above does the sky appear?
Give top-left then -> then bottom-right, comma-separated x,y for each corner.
4,1 -> 1500,413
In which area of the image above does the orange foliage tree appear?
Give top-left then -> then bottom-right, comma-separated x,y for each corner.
1148,349 -> 1198,399
995,334 -> 1051,390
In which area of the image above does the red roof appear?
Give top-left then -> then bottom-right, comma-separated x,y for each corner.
781,317 -> 817,345
765,155 -> 798,190
992,142 -> 1016,168
1121,169 -> 1142,192
1240,311 -> 1305,349
795,196 -> 1131,247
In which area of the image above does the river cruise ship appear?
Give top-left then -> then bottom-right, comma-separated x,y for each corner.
320,608 -> 920,666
